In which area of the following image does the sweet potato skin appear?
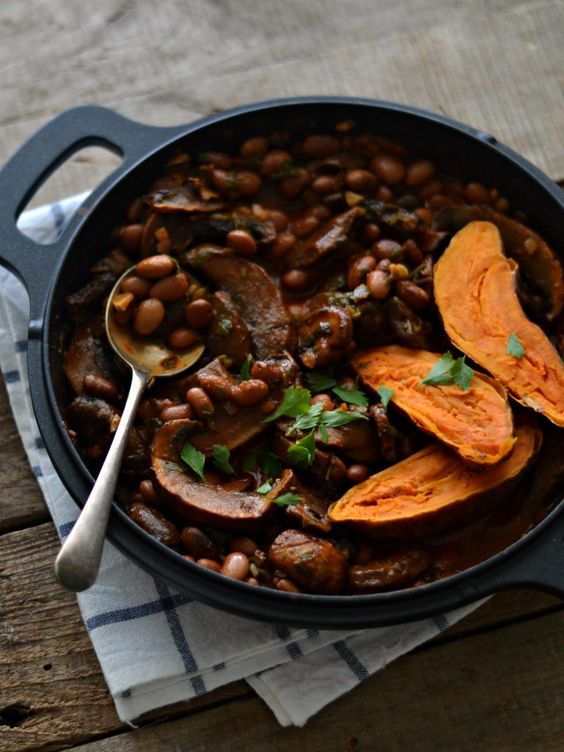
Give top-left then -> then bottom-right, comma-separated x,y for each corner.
434,221 -> 564,427
328,423 -> 542,539
353,345 -> 515,466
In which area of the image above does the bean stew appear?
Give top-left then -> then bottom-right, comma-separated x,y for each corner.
63,121 -> 564,596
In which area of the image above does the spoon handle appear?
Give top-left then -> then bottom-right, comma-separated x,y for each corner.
54,368 -> 149,591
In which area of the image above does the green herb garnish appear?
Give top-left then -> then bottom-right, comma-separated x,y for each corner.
332,384 -> 369,407
272,492 -> 302,507
180,443 -> 206,480
306,372 -> 337,393
263,386 -> 312,422
321,410 -> 368,428
376,385 -> 394,411
257,479 -> 273,494
287,431 -> 317,469
239,354 -> 252,380
259,450 -> 282,478
289,402 -> 325,433
420,352 -> 474,391
212,444 -> 234,475
507,333 -> 525,358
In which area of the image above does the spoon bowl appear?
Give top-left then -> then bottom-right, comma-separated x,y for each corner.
54,264 -> 206,591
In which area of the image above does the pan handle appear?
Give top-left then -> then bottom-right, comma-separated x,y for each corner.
482,509 -> 564,598
0,105 -> 184,322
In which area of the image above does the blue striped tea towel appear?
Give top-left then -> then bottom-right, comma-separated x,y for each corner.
0,194 -> 481,726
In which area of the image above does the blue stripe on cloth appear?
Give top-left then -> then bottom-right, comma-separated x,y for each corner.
333,640 -> 369,681
15,340 -> 27,352
4,370 -> 20,383
32,465 -> 43,478
306,629 -> 319,638
274,625 -> 302,660
213,662 -> 225,671
35,436 -> 45,449
50,202 -> 66,233
86,590 -> 192,631
58,520 -> 75,538
153,579 -> 206,696
433,614 -> 450,632
121,688 -> 132,698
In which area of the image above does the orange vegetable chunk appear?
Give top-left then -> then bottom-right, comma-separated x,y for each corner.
434,221 -> 564,427
353,345 -> 515,465
328,423 -> 542,539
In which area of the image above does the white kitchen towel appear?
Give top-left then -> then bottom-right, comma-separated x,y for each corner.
0,193 -> 482,727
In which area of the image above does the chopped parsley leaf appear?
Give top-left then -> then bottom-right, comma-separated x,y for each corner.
180,443 -> 205,480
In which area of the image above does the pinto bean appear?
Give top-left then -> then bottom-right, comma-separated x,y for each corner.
150,272 -> 189,302
168,327 -> 200,350
312,175 -> 339,194
197,558 -> 222,573
120,275 -> 152,298
275,578 -> 301,593
186,387 -> 214,418
372,239 -> 403,260
221,552 -> 250,581
227,229 -> 257,256
199,151 -> 233,169
347,255 -> 377,289
83,374 -> 118,401
181,527 -> 219,560
260,150 -> 293,176
160,403 -> 194,422
136,254 -> 176,279
405,160 -> 436,187
370,155 -> 405,184
270,233 -> 296,258
231,379 -> 269,406
139,479 -> 159,506
281,269 -> 310,291
464,181 -> 490,204
119,224 -> 144,252
366,269 -> 391,300
302,134 -> 340,158
292,215 -> 320,238
229,536 -> 258,557
235,170 -> 262,196
129,502 -> 180,548
240,136 -> 269,157
346,463 -> 369,484
345,169 -> 378,192
133,298 -> 165,335
278,168 -> 311,199
269,210 -> 289,232
311,393 -> 335,411
395,280 -> 430,312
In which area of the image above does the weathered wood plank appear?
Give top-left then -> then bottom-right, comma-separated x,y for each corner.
0,377 -> 49,532
0,521 -> 561,752
0,0 -> 562,210
67,608 -> 564,752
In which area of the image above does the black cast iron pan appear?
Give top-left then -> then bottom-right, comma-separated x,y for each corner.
0,97 -> 563,628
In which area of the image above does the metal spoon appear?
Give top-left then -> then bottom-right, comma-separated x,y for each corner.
54,266 -> 205,591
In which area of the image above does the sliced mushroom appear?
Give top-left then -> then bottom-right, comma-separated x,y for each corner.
151,419 -> 272,531
268,529 -> 346,594
207,291 -> 252,367
287,208 -> 364,269
348,548 -> 430,592
267,469 -> 332,534
298,305 -> 354,369
64,316 -> 117,396
316,420 -> 380,464
186,245 -> 295,358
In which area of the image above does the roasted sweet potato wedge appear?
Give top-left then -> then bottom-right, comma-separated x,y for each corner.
433,205 -> 564,320
353,345 -> 515,465
434,221 -> 564,427
151,419 -> 272,531
328,423 -> 542,539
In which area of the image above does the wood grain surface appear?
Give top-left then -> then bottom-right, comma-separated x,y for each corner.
0,0 -> 563,750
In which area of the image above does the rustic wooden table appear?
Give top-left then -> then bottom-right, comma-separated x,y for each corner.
1,1 -> 563,750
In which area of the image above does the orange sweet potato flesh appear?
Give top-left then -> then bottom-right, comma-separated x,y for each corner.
353,345 -> 515,465
328,423 -> 542,539
434,221 -> 564,427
